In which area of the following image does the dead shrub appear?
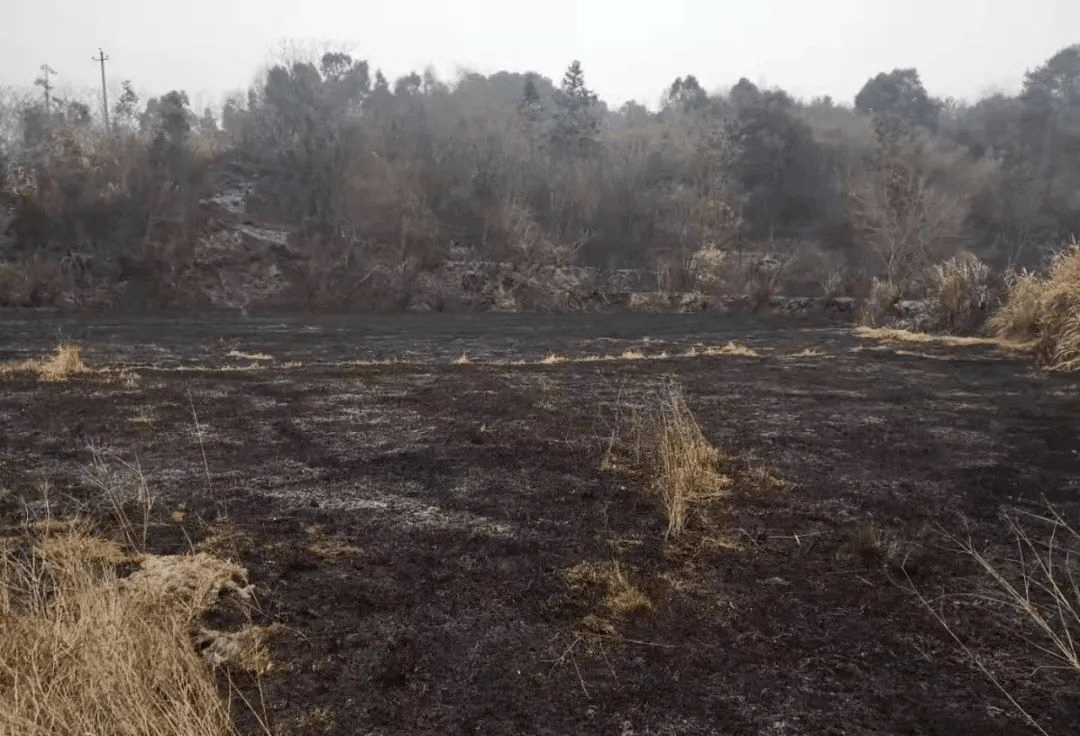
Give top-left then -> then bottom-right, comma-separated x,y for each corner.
688,246 -> 727,292
989,239 -> 1080,370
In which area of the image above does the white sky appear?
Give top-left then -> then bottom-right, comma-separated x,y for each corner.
2,0 -> 1078,112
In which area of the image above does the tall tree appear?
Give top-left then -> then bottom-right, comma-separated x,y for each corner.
112,80 -> 140,132
551,60 -> 599,154
855,68 -> 940,129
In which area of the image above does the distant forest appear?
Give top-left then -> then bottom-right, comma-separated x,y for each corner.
1,43 -> 1079,310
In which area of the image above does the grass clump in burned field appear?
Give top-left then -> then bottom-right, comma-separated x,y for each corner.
2,311 -> 1080,735
602,378 -> 787,542
0,453 -> 281,736
0,343 -> 89,382
0,522 -> 280,736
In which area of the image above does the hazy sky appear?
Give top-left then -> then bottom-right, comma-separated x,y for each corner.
3,0 -> 1079,112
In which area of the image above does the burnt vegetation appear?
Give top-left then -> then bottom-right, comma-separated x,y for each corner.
3,39 -> 1080,736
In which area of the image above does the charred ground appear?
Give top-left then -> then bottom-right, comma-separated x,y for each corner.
1,311 -> 1079,735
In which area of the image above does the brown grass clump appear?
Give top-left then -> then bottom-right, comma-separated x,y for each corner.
853,325 -> 1031,351
1,343 -> 89,382
38,343 -> 88,381
452,352 -> 472,365
0,524 -> 276,736
602,379 -> 787,541
859,278 -> 901,327
700,341 -> 760,357
920,251 -> 992,334
989,240 -> 1080,371
648,381 -> 732,539
564,561 -> 652,618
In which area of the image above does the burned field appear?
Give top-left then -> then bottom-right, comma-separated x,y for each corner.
2,311 -> 1079,735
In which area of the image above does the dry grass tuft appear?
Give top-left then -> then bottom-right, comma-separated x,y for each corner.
602,379 -> 787,542
620,349 -> 646,360
700,341 -> 760,357
920,251 -> 992,334
854,325 -> 1032,351
846,521 -> 903,569
302,523 -> 363,560
453,352 -> 473,365
989,240 -> 1080,371
225,349 -> 274,362
0,524 -> 274,736
649,381 -> 733,539
37,343 -> 88,381
83,447 -> 156,550
564,560 -> 652,618
859,278 -> 901,327
1,343 -> 90,382
790,346 -> 825,358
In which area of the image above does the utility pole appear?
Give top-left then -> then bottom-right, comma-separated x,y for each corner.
92,48 -> 110,135
34,64 -> 56,115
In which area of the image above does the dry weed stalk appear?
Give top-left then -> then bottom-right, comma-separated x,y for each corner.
906,505 -> 1080,736
964,508 -> 1080,675
83,446 -> 155,550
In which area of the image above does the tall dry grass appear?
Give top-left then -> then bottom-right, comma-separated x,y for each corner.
601,380 -> 732,540
1,458 -> 278,736
990,239 -> 1080,371
858,278 -> 900,327
0,525 -> 275,735
651,381 -> 732,539
0,343 -> 88,382
602,379 -> 786,541
920,251 -> 992,334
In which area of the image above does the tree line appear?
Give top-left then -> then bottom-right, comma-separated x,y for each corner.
1,43 -> 1078,309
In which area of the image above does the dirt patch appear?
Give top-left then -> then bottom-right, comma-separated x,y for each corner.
1,312 -> 1079,735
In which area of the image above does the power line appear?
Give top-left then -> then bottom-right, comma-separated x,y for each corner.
92,48 -> 110,135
